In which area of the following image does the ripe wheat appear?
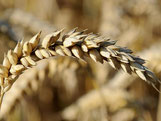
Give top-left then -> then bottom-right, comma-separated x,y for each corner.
0,28 -> 160,109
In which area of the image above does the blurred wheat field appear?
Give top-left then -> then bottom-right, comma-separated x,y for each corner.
0,0 -> 161,121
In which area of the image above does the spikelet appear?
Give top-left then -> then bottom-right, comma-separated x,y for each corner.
7,50 -> 18,65
0,65 -> 8,78
10,65 -> 25,75
25,56 -> 36,66
60,46 -> 72,56
130,62 -> 145,71
63,31 -> 86,47
35,49 -> 43,59
29,31 -> 41,49
20,57 -> 29,67
71,46 -> 83,59
135,70 -> 146,81
63,37 -> 78,47
89,49 -> 103,63
42,29 -> 63,48
55,45 -> 66,56
100,47 -> 111,58
40,49 -> 51,58
81,43 -> 88,52
23,42 -> 32,56
108,58 -> 120,69
13,42 -> 23,58
120,63 -> 132,74
84,39 -> 99,49
55,45 -> 72,56
2,54 -> 11,69
48,49 -> 57,56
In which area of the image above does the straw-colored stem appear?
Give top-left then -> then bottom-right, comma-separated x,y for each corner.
0,92 -> 4,110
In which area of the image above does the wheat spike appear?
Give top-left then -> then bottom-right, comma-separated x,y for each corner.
0,28 -> 160,110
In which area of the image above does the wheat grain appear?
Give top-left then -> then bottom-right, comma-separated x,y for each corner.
0,28 -> 160,109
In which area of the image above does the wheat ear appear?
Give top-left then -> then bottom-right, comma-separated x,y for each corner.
0,28 -> 160,108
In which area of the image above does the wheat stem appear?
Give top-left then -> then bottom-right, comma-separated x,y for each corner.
0,91 -> 4,110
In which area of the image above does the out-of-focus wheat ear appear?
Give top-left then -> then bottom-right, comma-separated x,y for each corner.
7,50 -> 18,65
13,42 -> 23,58
48,59 -> 57,78
22,42 -> 32,56
3,54 -> 11,69
42,29 -> 63,49
29,31 -> 41,49
37,69 -> 46,81
89,49 -> 103,63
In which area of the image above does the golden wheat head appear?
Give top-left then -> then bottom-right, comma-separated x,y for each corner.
0,28 -> 160,108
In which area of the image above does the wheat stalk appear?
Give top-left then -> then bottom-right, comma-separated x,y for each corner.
0,28 -> 160,109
